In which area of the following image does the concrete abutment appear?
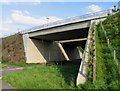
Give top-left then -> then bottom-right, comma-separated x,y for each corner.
23,34 -> 83,63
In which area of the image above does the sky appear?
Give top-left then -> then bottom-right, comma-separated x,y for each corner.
0,0 -> 119,37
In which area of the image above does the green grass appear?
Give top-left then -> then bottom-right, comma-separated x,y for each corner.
0,63 -> 39,69
102,12 -> 120,61
77,26 -> 108,89
4,63 -> 42,67
77,19 -> 119,89
0,63 -> 7,69
3,64 -> 80,89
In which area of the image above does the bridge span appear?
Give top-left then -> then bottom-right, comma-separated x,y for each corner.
22,9 -> 111,85
22,10 -> 110,63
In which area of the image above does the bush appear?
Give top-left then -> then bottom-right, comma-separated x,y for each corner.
108,80 -> 119,89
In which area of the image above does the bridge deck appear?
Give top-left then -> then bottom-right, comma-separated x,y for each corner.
23,9 -> 110,34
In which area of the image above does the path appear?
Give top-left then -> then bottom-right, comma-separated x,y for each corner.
0,66 -> 32,90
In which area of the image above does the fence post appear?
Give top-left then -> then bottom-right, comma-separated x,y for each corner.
107,38 -> 109,45
114,50 -> 116,60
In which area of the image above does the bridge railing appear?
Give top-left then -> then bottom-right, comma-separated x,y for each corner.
22,9 -> 111,34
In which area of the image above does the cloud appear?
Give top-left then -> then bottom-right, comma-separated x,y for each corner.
0,9 -> 62,37
0,33 -> 4,38
12,10 -> 23,14
0,20 -> 13,32
87,4 -> 102,13
0,20 -> 19,37
11,10 -> 62,26
24,10 -> 30,15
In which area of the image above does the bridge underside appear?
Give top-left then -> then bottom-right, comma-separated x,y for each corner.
31,27 -> 89,41
23,27 -> 89,63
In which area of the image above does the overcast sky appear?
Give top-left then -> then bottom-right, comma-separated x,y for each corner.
0,0 -> 119,37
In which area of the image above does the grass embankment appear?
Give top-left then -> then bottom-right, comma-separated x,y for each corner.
79,12 -> 119,89
102,12 -> 120,67
3,64 -> 80,89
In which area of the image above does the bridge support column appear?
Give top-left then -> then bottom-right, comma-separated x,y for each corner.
23,34 -> 47,63
62,45 -> 82,60
56,42 -> 70,61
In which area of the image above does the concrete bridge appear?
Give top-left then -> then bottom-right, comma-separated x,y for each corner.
22,9 -> 111,85
22,10 -> 110,64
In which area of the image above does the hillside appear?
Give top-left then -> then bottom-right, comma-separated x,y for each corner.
2,34 -> 25,63
102,12 -> 120,61
79,12 -> 120,89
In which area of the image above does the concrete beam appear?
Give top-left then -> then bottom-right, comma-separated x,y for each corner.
29,21 -> 90,37
57,38 -> 87,43
57,42 -> 70,61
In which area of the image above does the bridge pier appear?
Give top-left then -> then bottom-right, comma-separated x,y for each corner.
56,42 -> 70,61
62,44 -> 82,60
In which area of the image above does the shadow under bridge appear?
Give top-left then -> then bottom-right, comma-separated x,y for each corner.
30,27 -> 89,64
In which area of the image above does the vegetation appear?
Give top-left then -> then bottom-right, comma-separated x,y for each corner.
102,12 -> 120,61
88,25 -> 95,82
2,10 -> 120,90
3,64 -> 80,89
3,63 -> 42,67
78,12 -> 120,89
0,63 -> 7,69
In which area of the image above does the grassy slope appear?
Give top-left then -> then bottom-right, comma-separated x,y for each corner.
78,28 -> 109,89
78,12 -> 119,89
95,26 -> 119,89
100,12 -> 120,89
102,12 -> 120,60
3,64 -> 80,89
